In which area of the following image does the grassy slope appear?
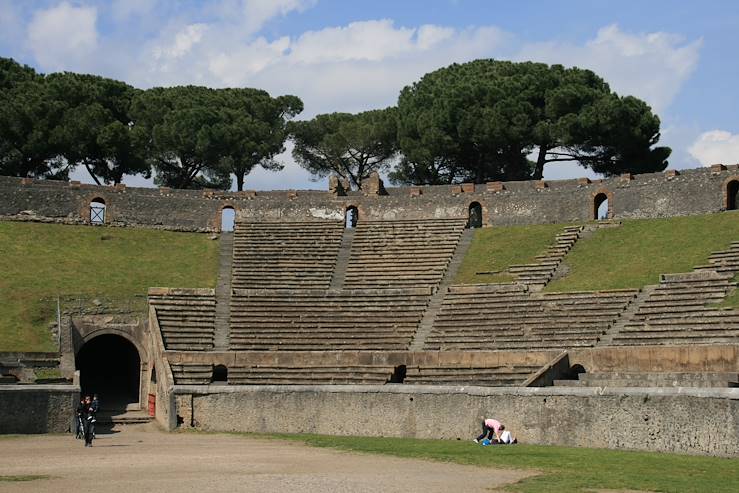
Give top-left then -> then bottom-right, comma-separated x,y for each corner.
455,224 -> 567,284
546,213 -> 738,292
0,221 -> 219,352
276,434 -> 739,493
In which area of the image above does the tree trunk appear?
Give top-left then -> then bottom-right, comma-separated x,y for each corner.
85,163 -> 102,185
533,145 -> 548,180
236,173 -> 244,192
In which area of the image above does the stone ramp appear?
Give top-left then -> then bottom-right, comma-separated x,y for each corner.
329,227 -> 355,289
409,228 -> 474,350
213,232 -> 233,351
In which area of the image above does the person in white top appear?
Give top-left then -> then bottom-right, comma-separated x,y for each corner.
498,429 -> 517,444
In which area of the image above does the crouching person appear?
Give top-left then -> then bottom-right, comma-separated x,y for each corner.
474,417 -> 503,443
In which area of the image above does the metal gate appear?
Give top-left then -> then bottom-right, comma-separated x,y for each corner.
90,205 -> 105,224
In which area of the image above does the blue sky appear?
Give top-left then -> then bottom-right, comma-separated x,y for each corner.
1,0 -> 738,189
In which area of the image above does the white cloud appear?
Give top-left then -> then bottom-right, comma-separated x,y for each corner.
26,2 -> 98,71
289,20 -> 418,63
153,23 -> 208,60
111,0 -> 157,21
688,130 -> 739,166
132,19 -> 506,116
208,36 -> 290,86
240,0 -> 316,35
517,24 -> 701,113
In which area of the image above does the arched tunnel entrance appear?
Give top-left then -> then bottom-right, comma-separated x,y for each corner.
76,334 -> 141,410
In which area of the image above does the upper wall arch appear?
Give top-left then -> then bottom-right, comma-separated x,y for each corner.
723,176 -> 739,210
82,193 -> 111,224
1,166 -> 737,229
592,188 -> 614,220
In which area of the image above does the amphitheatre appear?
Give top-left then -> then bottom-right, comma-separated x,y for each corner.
1,164 -> 738,489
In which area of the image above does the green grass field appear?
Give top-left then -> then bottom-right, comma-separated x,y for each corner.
456,223 -> 566,284
275,434 -> 739,493
546,213 -> 738,292
0,221 -> 219,352
454,213 -> 737,291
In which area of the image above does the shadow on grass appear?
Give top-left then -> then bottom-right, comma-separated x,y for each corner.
0,475 -> 51,482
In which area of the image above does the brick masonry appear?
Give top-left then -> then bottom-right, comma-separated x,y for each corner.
1,165 -> 738,231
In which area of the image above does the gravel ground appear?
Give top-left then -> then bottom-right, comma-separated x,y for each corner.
0,424 -> 533,493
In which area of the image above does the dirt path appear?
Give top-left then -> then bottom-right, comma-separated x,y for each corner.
0,425 -> 532,493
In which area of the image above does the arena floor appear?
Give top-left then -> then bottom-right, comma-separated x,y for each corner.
0,424 -> 532,492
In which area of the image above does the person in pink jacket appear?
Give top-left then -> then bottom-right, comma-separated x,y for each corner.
474,417 -> 504,443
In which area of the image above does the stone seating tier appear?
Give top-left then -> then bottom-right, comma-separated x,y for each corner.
229,288 -> 431,351
343,218 -> 467,289
425,284 -> 638,351
553,371 -> 739,388
694,241 -> 739,275
169,362 -> 395,385
611,271 -> 739,346
232,221 -> 344,290
149,289 -> 216,351
404,364 -> 541,386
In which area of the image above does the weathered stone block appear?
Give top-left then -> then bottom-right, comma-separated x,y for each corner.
486,181 -> 505,192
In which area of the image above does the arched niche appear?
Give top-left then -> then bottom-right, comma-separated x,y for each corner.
89,197 -> 107,225
345,206 -> 359,228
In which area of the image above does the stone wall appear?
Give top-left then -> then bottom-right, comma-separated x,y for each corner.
0,384 -> 79,434
172,384 -> 739,456
164,348 -> 558,368
163,345 -> 739,374
2,166 -> 737,230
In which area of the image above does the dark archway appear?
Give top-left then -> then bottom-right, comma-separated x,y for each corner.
593,193 -> 609,220
727,180 -> 738,211
212,364 -> 228,384
345,206 -> 358,228
76,334 -> 140,410
90,197 -> 106,225
468,202 -> 482,228
221,206 -> 235,232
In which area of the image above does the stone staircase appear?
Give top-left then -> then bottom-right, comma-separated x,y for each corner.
610,271 -> 739,346
409,228 -> 474,350
508,225 -> 583,290
695,241 -> 739,276
97,409 -> 153,425
598,285 -> 658,346
213,232 -> 233,351
329,228 -> 355,289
